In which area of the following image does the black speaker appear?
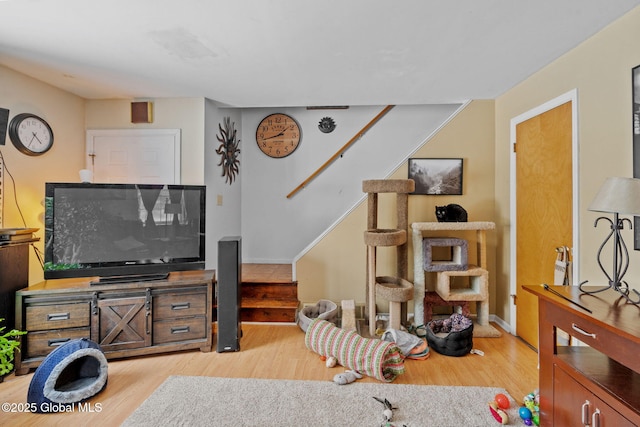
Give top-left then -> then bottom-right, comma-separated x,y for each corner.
0,108 -> 9,146
217,236 -> 242,352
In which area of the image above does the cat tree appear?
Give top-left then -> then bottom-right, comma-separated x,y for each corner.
363,179 -> 415,336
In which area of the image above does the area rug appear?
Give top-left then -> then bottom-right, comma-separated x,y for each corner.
123,376 -> 521,426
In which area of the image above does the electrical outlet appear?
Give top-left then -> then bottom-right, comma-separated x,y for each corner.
216,194 -> 223,206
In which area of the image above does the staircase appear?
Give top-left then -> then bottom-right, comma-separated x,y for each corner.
214,264 -> 300,323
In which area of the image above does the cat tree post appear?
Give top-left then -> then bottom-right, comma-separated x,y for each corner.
363,179 -> 415,336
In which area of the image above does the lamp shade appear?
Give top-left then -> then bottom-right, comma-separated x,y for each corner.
588,177 -> 640,215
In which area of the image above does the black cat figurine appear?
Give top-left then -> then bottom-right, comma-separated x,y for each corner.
435,204 -> 468,222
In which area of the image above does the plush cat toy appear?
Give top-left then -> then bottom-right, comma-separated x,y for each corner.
333,370 -> 362,385
435,204 -> 468,222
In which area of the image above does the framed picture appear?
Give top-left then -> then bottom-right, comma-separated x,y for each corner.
408,158 -> 463,195
633,65 -> 640,249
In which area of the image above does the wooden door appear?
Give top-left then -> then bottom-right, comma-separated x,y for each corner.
515,101 -> 573,348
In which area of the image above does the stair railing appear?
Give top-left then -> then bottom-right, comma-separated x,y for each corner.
286,105 -> 395,199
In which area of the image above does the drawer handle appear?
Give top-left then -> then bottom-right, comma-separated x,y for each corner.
47,312 -> 70,322
171,326 -> 190,334
171,302 -> 191,310
582,400 -> 590,424
592,408 -> 601,427
571,323 -> 596,339
48,338 -> 70,347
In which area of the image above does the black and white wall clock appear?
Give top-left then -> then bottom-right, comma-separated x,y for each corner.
9,113 -> 54,156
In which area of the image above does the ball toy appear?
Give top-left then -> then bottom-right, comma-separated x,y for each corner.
519,406 -> 533,425
494,393 -> 510,409
520,390 -> 540,426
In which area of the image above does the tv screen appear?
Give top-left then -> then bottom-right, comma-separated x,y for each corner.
44,183 -> 206,282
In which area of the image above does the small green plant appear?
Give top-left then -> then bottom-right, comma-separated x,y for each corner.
0,319 -> 27,376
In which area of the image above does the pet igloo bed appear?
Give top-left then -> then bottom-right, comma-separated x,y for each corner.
296,299 -> 339,332
27,338 -> 108,413
425,313 -> 474,357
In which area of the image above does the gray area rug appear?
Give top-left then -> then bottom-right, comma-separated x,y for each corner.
123,376 -> 521,426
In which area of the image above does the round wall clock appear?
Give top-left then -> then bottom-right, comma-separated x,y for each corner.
9,113 -> 54,156
255,113 -> 301,158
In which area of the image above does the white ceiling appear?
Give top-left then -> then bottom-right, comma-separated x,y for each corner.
1,0 -> 639,108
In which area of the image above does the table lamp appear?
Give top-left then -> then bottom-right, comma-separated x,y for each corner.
579,177 -> 640,304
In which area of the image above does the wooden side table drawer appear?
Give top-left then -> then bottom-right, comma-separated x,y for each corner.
153,291 -> 206,320
25,303 -> 90,331
153,317 -> 206,344
26,327 -> 91,358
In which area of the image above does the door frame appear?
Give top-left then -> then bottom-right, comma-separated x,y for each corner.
508,89 -> 580,335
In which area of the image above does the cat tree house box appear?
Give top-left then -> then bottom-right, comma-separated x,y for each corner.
422,237 -> 468,272
411,221 -> 495,325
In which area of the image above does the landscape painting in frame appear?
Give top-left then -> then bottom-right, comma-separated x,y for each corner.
408,158 -> 463,195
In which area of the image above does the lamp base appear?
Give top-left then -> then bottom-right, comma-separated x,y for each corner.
582,214 -> 640,304
579,280 -> 640,305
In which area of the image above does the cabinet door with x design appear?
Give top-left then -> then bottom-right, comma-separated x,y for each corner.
92,290 -> 152,352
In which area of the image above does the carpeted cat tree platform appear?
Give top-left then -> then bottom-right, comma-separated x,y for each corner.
363,179 -> 415,336
27,338 -> 108,413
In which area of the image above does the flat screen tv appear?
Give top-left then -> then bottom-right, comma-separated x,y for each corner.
44,183 -> 206,283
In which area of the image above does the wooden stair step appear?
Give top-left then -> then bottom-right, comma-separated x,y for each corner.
241,297 -> 300,309
241,282 -> 298,299
240,307 -> 298,323
214,264 -> 299,323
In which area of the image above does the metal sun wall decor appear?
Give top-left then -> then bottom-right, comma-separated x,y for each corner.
318,117 -> 336,133
216,116 -> 241,185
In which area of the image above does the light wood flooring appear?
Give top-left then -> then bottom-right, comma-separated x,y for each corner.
0,322 -> 538,426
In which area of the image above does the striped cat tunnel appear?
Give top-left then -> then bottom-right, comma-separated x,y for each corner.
27,338 -> 108,413
305,318 -> 405,382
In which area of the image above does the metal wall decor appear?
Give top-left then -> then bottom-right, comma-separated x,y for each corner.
318,117 -> 336,133
216,116 -> 241,185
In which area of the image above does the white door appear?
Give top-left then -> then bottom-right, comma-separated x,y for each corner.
86,129 -> 181,184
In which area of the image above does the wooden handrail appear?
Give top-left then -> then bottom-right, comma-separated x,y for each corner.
287,105 -> 395,199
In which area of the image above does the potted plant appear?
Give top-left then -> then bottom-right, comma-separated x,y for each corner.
0,318 -> 26,381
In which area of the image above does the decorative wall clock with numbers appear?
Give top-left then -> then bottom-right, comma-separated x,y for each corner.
255,113 -> 301,158
9,113 -> 54,156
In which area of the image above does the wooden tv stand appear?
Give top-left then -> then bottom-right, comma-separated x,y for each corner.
14,270 -> 214,375
524,284 -> 640,426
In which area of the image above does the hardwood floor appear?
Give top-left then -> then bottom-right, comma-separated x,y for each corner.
0,322 -> 538,426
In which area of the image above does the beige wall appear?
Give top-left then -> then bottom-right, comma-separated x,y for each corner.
296,100 -> 496,316
495,8 -> 640,322
1,65 -> 86,283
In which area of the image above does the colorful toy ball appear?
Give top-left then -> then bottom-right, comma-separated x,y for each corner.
494,393 -> 510,409
519,406 -> 533,421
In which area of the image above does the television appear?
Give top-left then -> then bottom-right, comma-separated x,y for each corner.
44,182 -> 206,284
